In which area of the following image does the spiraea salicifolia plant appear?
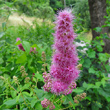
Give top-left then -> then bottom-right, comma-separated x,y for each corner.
43,10 -> 80,95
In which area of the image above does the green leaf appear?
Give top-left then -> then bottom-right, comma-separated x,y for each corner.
98,88 -> 110,99
87,84 -> 95,90
11,90 -> 16,98
22,92 -> 31,97
29,66 -> 35,73
99,53 -> 108,62
89,67 -> 95,74
65,94 -> 74,105
21,83 -> 31,92
2,22 -> 6,31
105,64 -> 110,71
34,88 -> 44,99
73,88 -> 84,93
0,32 -> 5,38
95,82 -> 101,88
96,45 -> 103,52
16,53 -> 27,64
83,82 -> 88,88
35,102 -> 43,110
31,98 -> 38,108
83,82 -> 95,90
88,50 -> 96,58
40,92 -> 53,101
35,72 -> 43,82
16,93 -> 21,103
85,96 -> 91,101
15,40 -> 21,45
22,41 -> 31,54
4,99 -> 16,106
0,58 -> 4,64
94,27 -> 102,32
83,58 -> 91,68
54,103 -> 61,110
0,79 -> 4,86
92,101 -> 102,110
96,101 -> 102,108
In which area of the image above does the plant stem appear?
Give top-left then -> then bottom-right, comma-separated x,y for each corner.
17,83 -> 30,109
30,85 -> 39,99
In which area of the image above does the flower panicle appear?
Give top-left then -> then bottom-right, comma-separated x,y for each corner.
43,9 -> 80,95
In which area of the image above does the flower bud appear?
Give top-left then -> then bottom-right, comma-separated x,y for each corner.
24,77 -> 30,83
13,76 -> 18,84
0,76 -> 5,80
77,64 -> 82,69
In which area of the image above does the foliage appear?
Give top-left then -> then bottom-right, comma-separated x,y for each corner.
0,0 -> 54,21
50,0 -> 64,12
73,0 -> 91,32
0,1 -> 110,110
76,33 -> 110,109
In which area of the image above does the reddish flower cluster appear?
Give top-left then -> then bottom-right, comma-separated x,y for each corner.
16,38 -> 36,53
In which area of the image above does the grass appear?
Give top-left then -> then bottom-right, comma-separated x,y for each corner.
0,12 -> 53,31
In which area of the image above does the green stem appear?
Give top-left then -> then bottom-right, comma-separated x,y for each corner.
17,84 -> 31,109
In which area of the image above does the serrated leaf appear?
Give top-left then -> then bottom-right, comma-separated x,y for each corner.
31,98 -> 38,108
4,98 -> 16,106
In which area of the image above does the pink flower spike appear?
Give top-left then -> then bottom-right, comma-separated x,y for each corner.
49,10 -> 80,95
42,9 -> 80,95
